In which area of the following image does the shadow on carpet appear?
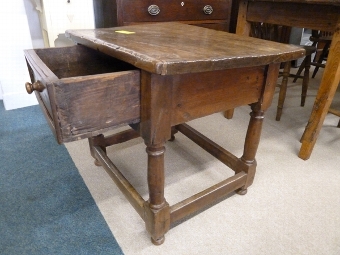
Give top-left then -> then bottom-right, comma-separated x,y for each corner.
0,103 -> 123,255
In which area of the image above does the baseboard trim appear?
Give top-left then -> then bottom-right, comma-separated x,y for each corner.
2,92 -> 38,110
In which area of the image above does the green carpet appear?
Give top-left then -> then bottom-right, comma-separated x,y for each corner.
0,102 -> 123,255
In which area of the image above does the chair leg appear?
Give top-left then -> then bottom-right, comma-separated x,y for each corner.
328,108 -> 340,128
312,41 -> 330,78
224,109 -> 234,119
293,57 -> 306,83
276,61 -> 291,121
300,54 -> 311,106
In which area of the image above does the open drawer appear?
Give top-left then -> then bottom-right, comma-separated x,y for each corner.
24,45 -> 141,144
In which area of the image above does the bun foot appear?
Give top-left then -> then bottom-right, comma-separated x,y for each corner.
169,127 -> 178,141
94,159 -> 101,166
151,236 -> 165,245
236,188 -> 247,195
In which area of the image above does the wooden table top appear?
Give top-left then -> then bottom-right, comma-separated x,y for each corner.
66,22 -> 304,75
249,0 -> 340,6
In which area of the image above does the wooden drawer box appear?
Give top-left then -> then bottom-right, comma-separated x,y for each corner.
94,0 -> 232,31
24,45 -> 140,144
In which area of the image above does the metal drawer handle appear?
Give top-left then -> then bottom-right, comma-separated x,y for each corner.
148,5 -> 160,15
25,81 -> 45,94
203,5 -> 213,15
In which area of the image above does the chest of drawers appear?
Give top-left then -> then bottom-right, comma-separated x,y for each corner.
93,0 -> 232,31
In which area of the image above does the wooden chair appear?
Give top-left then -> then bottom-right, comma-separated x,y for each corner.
296,31 -> 339,129
225,23 -> 316,121
276,45 -> 316,121
310,30 -> 333,78
293,30 -> 332,80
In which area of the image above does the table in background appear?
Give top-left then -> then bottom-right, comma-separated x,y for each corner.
235,0 -> 340,160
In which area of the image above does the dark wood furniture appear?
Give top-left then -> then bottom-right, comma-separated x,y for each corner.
24,22 -> 303,245
229,0 -> 241,33
228,22 -> 316,121
276,45 -> 316,121
234,0 -> 340,160
309,31 -> 333,78
93,0 -> 232,31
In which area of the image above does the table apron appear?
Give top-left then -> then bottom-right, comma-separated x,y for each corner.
170,66 -> 266,125
247,1 -> 339,32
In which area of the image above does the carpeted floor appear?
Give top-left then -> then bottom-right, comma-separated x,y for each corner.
65,68 -> 340,255
0,104 -> 123,255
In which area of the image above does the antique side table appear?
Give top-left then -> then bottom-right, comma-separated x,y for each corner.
25,22 -> 304,244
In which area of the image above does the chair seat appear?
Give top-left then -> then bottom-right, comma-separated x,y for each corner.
302,45 -> 317,55
310,35 -> 333,43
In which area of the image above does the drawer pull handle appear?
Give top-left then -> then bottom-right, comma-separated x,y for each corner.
25,81 -> 45,94
148,5 -> 160,15
203,5 -> 213,15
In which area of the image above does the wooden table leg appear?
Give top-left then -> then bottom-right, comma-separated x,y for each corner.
140,71 -> 172,244
88,134 -> 106,166
144,144 -> 170,245
237,104 -> 264,194
237,63 -> 279,193
299,20 -> 340,160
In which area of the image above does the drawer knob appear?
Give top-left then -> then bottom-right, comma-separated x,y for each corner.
203,5 -> 213,15
25,81 -> 45,94
148,5 -> 160,15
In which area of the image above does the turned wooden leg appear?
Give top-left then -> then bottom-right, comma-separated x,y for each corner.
276,61 -> 291,121
311,41 -> 330,78
293,57 -> 306,83
301,54 -> 311,107
299,28 -> 340,160
236,104 -> 264,195
144,144 -> 170,245
88,134 -> 106,166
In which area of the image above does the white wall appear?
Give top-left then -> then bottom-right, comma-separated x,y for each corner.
0,0 -> 38,110
0,0 -> 94,110
24,0 -> 45,49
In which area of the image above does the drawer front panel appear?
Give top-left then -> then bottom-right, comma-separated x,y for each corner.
25,45 -> 141,144
53,71 -> 140,143
119,0 -> 231,23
